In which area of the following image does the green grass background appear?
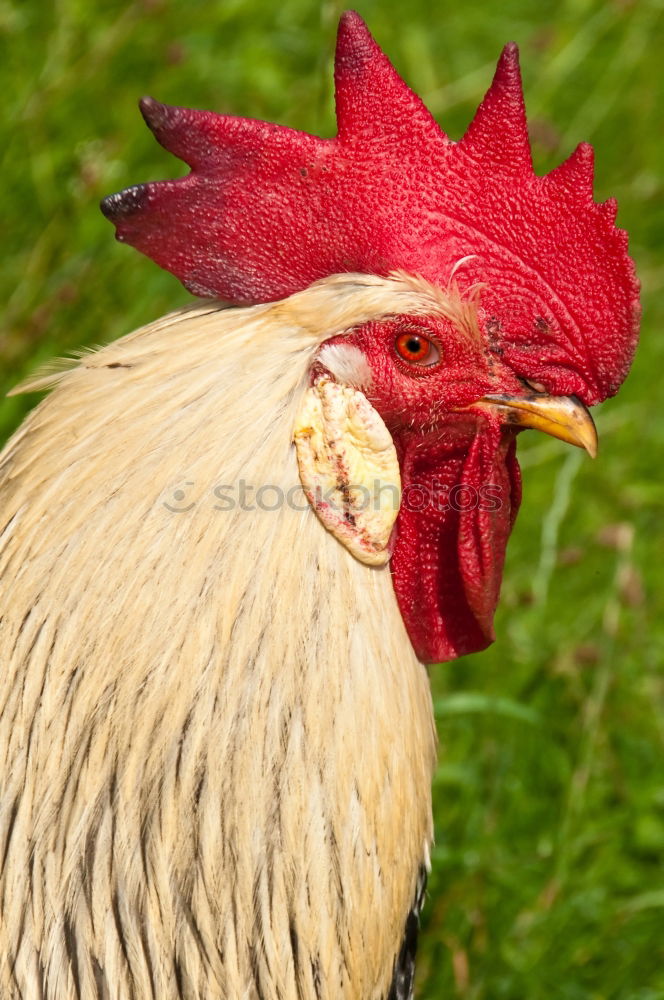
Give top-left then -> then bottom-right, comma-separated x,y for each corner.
1,0 -> 663,996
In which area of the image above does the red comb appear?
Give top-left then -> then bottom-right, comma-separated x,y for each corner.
101,11 -> 639,405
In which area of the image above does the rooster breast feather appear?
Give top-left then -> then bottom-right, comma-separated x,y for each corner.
0,275 -> 439,1000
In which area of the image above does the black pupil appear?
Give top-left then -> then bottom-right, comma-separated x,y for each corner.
407,337 -> 423,355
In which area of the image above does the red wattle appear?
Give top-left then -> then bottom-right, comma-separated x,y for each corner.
390,424 -> 521,663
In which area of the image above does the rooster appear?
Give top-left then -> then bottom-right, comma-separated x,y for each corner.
0,12 -> 638,1000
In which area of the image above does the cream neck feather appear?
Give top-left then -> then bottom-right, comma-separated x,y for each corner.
0,273 -> 439,1000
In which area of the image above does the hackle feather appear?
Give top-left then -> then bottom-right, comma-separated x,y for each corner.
0,274 -> 442,1000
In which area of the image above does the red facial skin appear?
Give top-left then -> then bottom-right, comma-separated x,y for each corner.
322,315 -> 525,662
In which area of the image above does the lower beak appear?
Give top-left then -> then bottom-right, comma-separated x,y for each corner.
475,392 -> 598,458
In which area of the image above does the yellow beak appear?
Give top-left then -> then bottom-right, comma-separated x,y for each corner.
475,392 -> 598,458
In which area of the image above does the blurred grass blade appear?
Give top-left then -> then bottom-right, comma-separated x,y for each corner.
434,693 -> 541,725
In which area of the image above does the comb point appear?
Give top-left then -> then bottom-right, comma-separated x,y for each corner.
139,95 -> 170,131
547,141 -> 595,198
334,11 -> 444,145
460,41 -> 531,173
139,98 -> 238,169
100,184 -> 152,224
599,197 -> 618,224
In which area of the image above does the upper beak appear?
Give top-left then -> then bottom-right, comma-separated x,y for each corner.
474,392 -> 598,458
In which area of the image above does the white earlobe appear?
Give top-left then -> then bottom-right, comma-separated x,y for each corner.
293,378 -> 401,566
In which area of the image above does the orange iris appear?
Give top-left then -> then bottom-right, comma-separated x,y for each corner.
394,330 -> 440,366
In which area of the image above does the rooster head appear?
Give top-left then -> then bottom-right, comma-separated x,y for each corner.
101,12 -> 640,662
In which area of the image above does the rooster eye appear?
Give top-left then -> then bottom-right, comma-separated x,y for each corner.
394,328 -> 441,367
